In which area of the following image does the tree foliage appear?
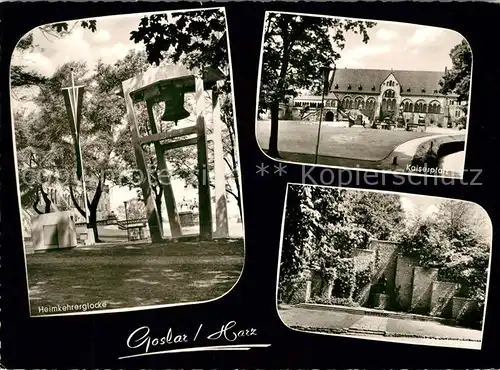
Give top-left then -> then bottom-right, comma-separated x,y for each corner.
439,39 -> 472,103
399,199 -> 490,302
130,9 -> 228,72
115,198 -> 147,220
279,185 -> 370,302
14,55 -> 135,241
348,191 -> 406,241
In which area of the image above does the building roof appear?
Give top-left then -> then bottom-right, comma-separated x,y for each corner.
329,68 -> 458,98
294,93 -> 339,101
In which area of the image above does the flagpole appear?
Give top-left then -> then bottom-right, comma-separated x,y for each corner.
71,69 -> 90,225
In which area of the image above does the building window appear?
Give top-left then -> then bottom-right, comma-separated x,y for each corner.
334,84 -> 339,89
384,89 -> 395,98
407,88 -> 411,92
428,101 -> 441,114
421,89 -> 426,93
372,85 -> 376,91
347,84 -> 351,90
422,103 -> 427,113
382,99 -> 387,111
343,97 -> 352,109
355,97 -> 364,109
358,85 -> 362,90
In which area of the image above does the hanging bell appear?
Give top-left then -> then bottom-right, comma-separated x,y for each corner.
161,89 -> 190,125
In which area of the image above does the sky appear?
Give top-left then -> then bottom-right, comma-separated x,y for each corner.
400,194 -> 440,219
329,17 -> 467,71
11,12 -> 147,78
11,8 -> 242,217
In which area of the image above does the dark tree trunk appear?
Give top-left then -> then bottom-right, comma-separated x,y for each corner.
33,187 -> 44,214
88,179 -> 104,243
224,123 -> 243,219
40,187 -> 53,213
268,103 -> 281,158
154,186 -> 164,234
69,182 -> 87,218
89,210 -> 100,243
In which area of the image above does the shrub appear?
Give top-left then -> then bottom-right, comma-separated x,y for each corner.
330,297 -> 360,307
457,302 -> 484,330
331,258 -> 355,298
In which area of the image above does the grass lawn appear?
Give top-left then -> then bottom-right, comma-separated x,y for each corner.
27,239 -> 244,316
256,120 -> 433,161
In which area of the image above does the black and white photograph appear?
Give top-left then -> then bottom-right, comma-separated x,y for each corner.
277,184 -> 491,350
256,12 -> 472,178
10,7 -> 245,316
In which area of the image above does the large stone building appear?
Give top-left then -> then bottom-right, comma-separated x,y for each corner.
285,68 -> 467,127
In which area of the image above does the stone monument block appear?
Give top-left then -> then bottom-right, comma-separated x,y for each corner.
31,211 -> 77,252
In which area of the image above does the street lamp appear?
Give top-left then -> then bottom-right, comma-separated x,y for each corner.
124,201 -> 130,241
399,103 -> 404,128
314,62 -> 336,164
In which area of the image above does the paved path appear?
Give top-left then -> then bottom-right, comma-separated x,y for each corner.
279,306 -> 482,349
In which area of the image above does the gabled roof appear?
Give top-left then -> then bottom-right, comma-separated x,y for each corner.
295,93 -> 339,101
329,68 -> 453,97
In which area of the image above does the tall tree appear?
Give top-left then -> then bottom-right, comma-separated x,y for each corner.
439,39 -> 472,126
259,14 -> 376,157
349,192 -> 406,241
439,39 -> 472,103
279,185 -> 369,302
399,199 -> 490,303
15,59 -> 130,242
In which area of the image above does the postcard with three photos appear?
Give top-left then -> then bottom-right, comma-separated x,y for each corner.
1,1 -> 499,368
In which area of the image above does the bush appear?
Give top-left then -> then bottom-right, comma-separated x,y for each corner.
331,258 -> 355,298
309,296 -> 360,307
330,297 -> 360,307
278,271 -> 308,304
457,303 -> 484,330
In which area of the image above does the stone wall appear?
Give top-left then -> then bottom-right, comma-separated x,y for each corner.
353,248 -> 375,273
395,254 -> 417,311
411,266 -> 439,314
368,240 -> 399,295
430,281 -> 461,317
353,249 -> 375,305
294,240 -> 481,323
